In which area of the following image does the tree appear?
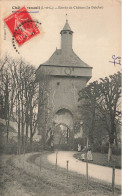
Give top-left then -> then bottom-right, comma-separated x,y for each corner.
10,60 -> 39,153
78,72 -> 121,161
26,70 -> 39,151
97,72 -> 121,161
0,56 -> 40,153
37,73 -> 51,149
0,57 -> 16,143
78,81 -> 100,144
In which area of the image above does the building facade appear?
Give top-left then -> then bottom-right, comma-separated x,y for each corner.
36,19 -> 92,149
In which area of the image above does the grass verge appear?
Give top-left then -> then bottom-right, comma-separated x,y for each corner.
0,152 -> 121,196
74,152 -> 121,169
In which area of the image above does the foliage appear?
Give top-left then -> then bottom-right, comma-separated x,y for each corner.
0,124 -> 17,154
0,56 -> 40,154
78,72 -> 121,160
37,73 -> 51,148
112,145 -> 121,155
3,138 -> 18,154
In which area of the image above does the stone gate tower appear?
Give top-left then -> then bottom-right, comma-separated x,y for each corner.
36,19 -> 92,149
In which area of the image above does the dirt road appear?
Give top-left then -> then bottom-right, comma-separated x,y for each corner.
0,152 -> 121,196
48,151 -> 121,186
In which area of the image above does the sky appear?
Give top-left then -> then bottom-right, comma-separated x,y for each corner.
0,0 -> 121,83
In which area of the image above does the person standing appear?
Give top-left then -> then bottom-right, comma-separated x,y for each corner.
51,141 -> 54,151
81,145 -> 86,161
81,153 -> 85,161
87,148 -> 93,161
78,143 -> 81,152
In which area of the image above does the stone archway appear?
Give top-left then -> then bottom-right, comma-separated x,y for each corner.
53,123 -> 70,145
53,108 -> 73,128
53,108 -> 73,149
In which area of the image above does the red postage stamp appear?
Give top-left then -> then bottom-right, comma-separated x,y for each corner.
4,6 -> 40,46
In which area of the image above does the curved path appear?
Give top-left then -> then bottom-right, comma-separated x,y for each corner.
48,151 -> 121,186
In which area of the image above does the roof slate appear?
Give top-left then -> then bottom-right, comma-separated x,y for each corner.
41,49 -> 91,68
38,20 -> 91,69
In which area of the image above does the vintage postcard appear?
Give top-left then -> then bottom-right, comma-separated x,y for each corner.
0,0 -> 121,195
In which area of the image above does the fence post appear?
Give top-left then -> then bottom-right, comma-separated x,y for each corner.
40,155 -> 41,171
56,151 -> 58,171
22,158 -> 24,172
86,158 -> 88,190
112,161 -> 115,195
67,160 -> 69,179
86,137 -> 89,190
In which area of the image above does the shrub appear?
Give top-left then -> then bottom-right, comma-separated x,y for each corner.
92,142 -> 121,155
112,146 -> 121,155
100,143 -> 109,153
2,138 -> 17,154
92,142 -> 101,152
32,141 -> 43,152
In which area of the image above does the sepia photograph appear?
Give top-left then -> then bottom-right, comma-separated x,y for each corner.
0,0 -> 121,195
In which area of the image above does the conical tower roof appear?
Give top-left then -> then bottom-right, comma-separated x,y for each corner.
60,19 -> 73,34
62,19 -> 72,31
37,19 -> 91,68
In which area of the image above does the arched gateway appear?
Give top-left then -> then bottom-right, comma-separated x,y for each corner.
36,19 -> 92,150
53,109 -> 73,149
53,123 -> 70,149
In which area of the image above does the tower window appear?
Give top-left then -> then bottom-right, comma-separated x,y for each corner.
63,31 -> 67,34
57,82 -> 60,85
69,32 -> 72,35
